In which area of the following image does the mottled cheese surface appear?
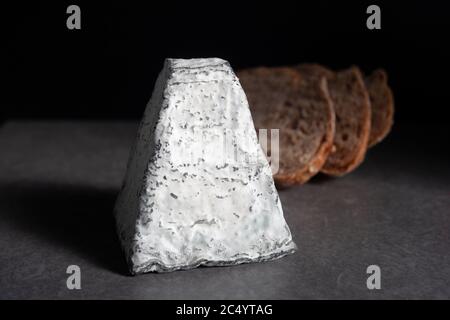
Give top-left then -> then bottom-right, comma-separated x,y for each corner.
114,58 -> 296,274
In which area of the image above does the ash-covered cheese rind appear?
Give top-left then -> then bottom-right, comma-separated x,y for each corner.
114,58 -> 296,274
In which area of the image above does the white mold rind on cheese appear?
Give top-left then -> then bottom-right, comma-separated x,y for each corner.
114,58 -> 296,274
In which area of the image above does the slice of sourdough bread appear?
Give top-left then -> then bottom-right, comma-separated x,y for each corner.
296,64 -> 371,176
237,67 -> 335,186
365,69 -> 394,147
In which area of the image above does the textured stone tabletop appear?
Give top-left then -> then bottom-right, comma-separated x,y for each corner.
0,121 -> 449,299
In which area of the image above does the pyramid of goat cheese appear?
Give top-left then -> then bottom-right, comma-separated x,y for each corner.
114,58 -> 296,274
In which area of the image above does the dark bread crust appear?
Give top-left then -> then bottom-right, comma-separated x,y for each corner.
365,69 -> 394,147
274,76 -> 335,187
296,64 -> 372,176
237,67 -> 335,186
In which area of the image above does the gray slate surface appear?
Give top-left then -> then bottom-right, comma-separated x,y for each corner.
0,121 -> 449,299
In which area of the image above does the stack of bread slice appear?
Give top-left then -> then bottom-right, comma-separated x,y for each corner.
237,64 -> 394,187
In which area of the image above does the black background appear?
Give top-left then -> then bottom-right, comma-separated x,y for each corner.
4,1 -> 450,123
